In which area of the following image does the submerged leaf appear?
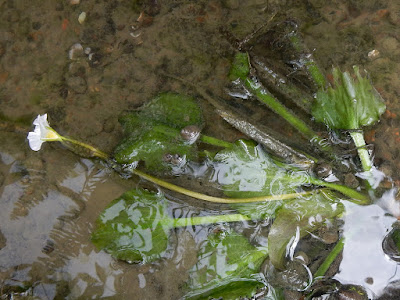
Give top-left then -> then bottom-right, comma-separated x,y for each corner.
268,191 -> 344,269
120,92 -> 204,132
213,140 -> 309,197
114,124 -> 197,171
212,139 -> 309,219
91,189 -> 172,263
114,92 -> 203,172
312,66 -> 386,130
183,230 -> 268,300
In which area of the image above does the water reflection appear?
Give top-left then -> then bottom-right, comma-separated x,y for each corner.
335,201 -> 400,298
63,249 -> 123,299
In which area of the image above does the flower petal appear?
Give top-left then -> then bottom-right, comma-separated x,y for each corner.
33,113 -> 50,128
27,131 -> 43,151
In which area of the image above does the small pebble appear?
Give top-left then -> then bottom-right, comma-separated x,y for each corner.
343,173 -> 359,189
163,153 -> 173,163
365,277 -> 374,285
314,162 -> 333,178
68,43 -> 83,60
320,227 -> 339,244
180,125 -> 201,144
368,49 -> 380,60
78,12 -> 86,24
294,251 -> 310,265
70,0 -> 80,5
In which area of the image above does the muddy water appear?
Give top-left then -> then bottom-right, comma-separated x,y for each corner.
1,0 -> 400,299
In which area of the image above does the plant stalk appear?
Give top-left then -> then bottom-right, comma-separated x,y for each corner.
60,136 -> 109,160
171,213 -> 251,227
313,237 -> 344,278
310,178 -> 369,205
349,131 -> 372,172
132,169 -> 311,204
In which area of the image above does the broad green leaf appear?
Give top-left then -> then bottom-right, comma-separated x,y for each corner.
268,191 -> 344,269
91,189 -> 172,263
183,230 -> 268,300
114,92 -> 203,172
114,124 -> 197,171
212,139 -> 310,219
312,66 -> 386,130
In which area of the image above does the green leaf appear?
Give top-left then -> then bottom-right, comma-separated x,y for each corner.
183,230 -> 268,300
114,92 -> 204,172
312,66 -> 386,130
229,52 -> 250,81
268,191 -> 344,269
212,139 -> 309,219
213,140 -> 309,197
114,124 -> 197,171
120,92 -> 204,132
91,188 -> 172,263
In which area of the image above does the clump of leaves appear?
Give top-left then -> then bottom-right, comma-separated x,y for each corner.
312,66 -> 386,174
114,92 -> 204,172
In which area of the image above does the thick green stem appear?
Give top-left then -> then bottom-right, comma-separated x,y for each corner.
171,213 -> 251,227
314,237 -> 344,278
349,131 -> 372,172
310,178 -> 369,205
199,135 -> 233,148
244,77 -> 332,155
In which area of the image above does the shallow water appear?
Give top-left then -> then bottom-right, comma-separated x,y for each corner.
1,0 -> 400,299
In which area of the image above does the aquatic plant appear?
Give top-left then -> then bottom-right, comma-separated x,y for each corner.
312,66 -> 386,179
26,32 -> 387,300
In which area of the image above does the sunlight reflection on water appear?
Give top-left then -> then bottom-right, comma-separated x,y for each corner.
335,201 -> 400,298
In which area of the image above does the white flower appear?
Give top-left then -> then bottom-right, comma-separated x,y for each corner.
27,114 -> 62,151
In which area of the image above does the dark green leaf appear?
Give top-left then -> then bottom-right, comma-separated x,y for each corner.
91,189 -> 173,263
114,92 -> 204,172
268,191 -> 344,269
114,124 -> 197,171
312,66 -> 386,130
183,230 -> 268,300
